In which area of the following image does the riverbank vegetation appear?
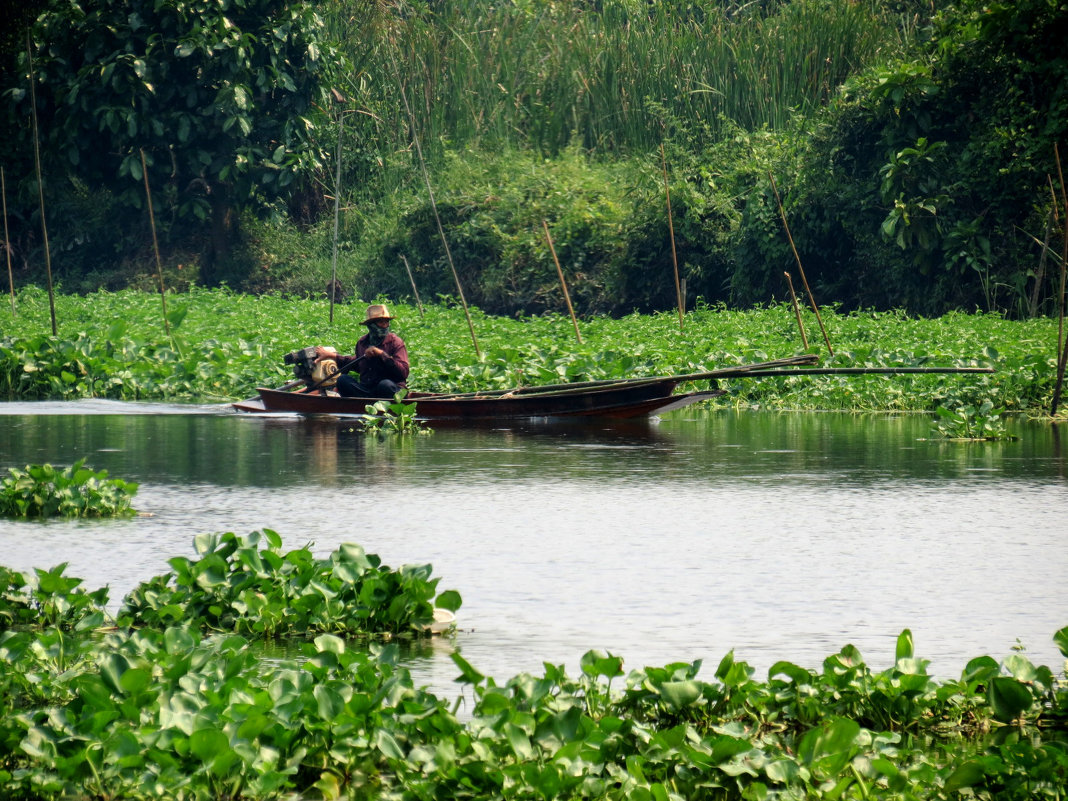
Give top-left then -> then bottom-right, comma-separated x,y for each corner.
2,0 -> 1066,318
0,288 -> 1059,414
1,536 -> 1066,800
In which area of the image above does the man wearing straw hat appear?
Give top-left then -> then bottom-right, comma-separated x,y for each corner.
315,304 -> 409,399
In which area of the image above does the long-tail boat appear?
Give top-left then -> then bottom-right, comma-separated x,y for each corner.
232,355 -> 994,421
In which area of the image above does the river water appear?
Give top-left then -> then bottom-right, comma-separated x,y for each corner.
1,402 -> 1066,701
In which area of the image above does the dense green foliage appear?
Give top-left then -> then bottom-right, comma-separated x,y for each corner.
755,0 -> 1068,317
120,530 -> 461,638
2,0 -> 1064,315
1,546 -> 1066,800
0,563 -> 109,631
0,458 -> 137,518
5,0 -> 341,280
929,400 -> 1012,440
0,288 -> 1058,413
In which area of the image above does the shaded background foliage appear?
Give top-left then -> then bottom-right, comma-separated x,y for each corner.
0,0 -> 1065,317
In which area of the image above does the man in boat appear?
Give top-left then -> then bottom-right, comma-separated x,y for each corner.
315,304 -> 410,398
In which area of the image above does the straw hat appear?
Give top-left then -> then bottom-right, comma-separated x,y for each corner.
362,304 -> 394,325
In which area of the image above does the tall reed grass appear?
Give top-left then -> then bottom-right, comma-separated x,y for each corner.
325,0 -> 900,178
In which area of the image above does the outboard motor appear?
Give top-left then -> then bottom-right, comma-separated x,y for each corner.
283,346 -> 339,389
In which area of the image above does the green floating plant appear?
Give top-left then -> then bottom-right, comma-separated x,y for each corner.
1,562 -> 1065,801
930,400 -> 1013,440
0,459 -> 138,518
357,391 -> 433,436
119,530 -> 461,638
0,563 -> 110,632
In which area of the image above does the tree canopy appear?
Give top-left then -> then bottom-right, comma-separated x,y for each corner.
12,0 -> 341,279
2,0 -> 1066,315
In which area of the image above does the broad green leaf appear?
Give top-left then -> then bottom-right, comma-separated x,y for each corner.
435,589 -> 462,612
658,680 -> 702,711
190,728 -> 229,761
119,666 -> 152,694
100,652 -> 132,694
944,759 -> 986,791
1055,625 -> 1068,658
376,729 -> 405,760
895,629 -> 914,661
313,684 -> 345,721
313,634 -> 345,655
961,655 -> 999,684
258,528 -> 282,549
580,650 -> 623,678
166,304 -> 189,330
1003,654 -> 1040,682
797,717 -> 860,778
474,688 -> 512,715
765,758 -> 801,783
988,676 -> 1032,722
451,651 -> 485,685
768,661 -> 811,685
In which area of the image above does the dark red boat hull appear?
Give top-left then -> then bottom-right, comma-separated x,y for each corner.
235,380 -> 722,420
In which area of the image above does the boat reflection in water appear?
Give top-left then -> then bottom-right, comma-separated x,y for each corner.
250,412 -> 678,488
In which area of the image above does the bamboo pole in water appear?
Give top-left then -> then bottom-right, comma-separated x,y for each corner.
783,271 -> 808,350
661,143 -> 684,330
542,220 -> 583,344
27,35 -> 57,335
140,149 -> 170,338
2,167 -> 14,316
400,255 -> 425,318
769,171 -> 831,355
1051,144 -> 1068,416
390,45 -> 480,358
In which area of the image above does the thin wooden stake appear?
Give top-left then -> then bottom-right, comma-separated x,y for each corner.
391,45 -> 479,358
1029,195 -> 1055,318
28,34 -> 56,336
783,271 -> 809,350
661,143 -> 684,330
140,149 -> 170,338
2,167 -> 14,316
400,254 -> 424,318
769,171 -> 831,355
329,105 -> 345,326
1050,143 -> 1068,416
1029,175 -> 1059,317
542,220 -> 583,344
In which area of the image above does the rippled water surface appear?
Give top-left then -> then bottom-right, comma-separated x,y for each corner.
2,401 -> 1066,698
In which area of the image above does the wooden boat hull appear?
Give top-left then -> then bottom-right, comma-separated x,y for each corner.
230,355 -> 994,422
236,381 -> 724,421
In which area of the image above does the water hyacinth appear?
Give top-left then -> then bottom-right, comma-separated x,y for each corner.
118,530 -> 462,638
1,539 -> 1066,800
0,459 -> 138,518
2,288 -> 1056,413
0,609 -> 1065,799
